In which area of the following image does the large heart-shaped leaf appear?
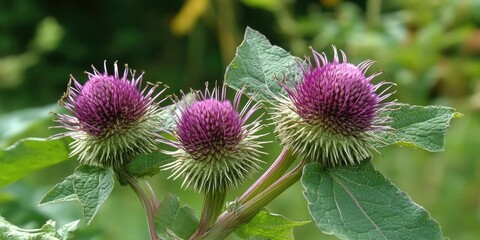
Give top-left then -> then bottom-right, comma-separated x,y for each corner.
302,162 -> 445,240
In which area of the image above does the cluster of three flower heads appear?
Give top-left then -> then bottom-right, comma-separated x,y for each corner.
52,46 -> 395,193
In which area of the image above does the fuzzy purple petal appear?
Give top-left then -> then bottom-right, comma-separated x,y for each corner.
288,48 -> 380,135
177,98 -> 244,160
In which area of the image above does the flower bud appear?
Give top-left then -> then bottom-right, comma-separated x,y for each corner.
272,47 -> 395,167
161,84 -> 265,192
52,62 -> 164,169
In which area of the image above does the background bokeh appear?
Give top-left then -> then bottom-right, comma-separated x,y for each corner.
1,0 -> 479,239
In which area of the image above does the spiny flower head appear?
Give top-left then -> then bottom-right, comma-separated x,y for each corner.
52,61 -> 165,169
161,84 -> 265,192
272,46 -> 395,167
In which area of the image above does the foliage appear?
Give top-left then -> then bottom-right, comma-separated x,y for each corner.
235,210 -> 309,240
0,216 -> 79,240
0,138 -> 70,188
1,0 -> 477,239
39,165 -> 114,225
1,26 -> 461,239
154,193 -> 199,240
302,162 -> 443,240
379,104 -> 463,151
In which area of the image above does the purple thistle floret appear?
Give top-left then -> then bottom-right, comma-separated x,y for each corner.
272,46 -> 395,167
177,99 -> 243,159
290,47 -> 389,135
73,67 -> 151,137
161,84 -> 265,192
52,61 -> 165,169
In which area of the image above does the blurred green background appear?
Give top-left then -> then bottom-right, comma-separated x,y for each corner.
0,0 -> 479,239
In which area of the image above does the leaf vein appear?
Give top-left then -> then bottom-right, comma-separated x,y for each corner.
330,171 -> 388,240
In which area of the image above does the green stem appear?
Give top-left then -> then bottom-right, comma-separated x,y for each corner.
190,190 -> 227,240
205,160 -> 306,239
238,147 -> 294,204
142,178 -> 160,210
121,172 -> 159,240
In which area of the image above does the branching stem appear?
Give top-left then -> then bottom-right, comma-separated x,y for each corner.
238,147 -> 294,204
120,171 -> 159,240
205,159 -> 306,239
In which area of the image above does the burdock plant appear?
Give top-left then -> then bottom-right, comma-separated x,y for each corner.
177,47 -> 396,239
32,28 -> 459,240
161,84 -> 265,238
208,28 -> 458,240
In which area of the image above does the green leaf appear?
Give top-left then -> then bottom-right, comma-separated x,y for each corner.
73,165 -> 114,225
0,104 -> 60,148
0,216 -> 79,240
154,193 -> 199,240
302,162 -> 445,240
155,194 -> 181,240
171,205 -> 199,239
0,138 -> 71,188
56,220 -> 80,240
39,174 -> 77,205
225,27 -> 302,103
39,166 -> 114,225
126,152 -> 174,177
379,104 -> 461,152
235,210 -> 309,240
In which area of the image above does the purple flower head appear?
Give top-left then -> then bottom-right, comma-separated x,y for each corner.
73,70 -> 149,137
52,61 -> 165,169
161,84 -> 265,192
292,51 -> 380,134
272,46 -> 395,167
177,99 -> 243,160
